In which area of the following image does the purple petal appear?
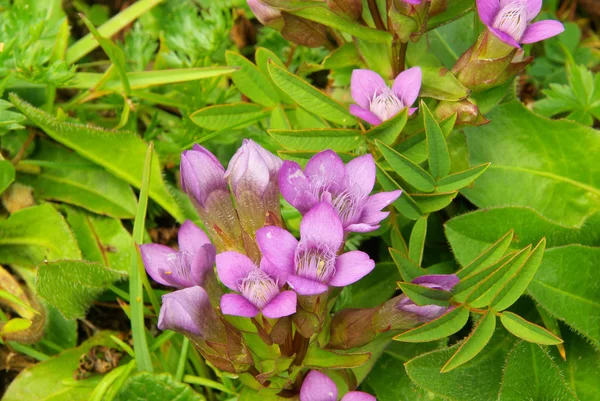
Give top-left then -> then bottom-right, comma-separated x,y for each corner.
248,0 -> 282,25
260,258 -> 290,286
523,0 -> 542,20
288,275 -> 329,296
190,243 -> 217,285
226,139 -> 279,197
279,160 -> 319,214
409,107 -> 418,115
262,290 -> 297,318
256,226 -> 298,273
220,293 -> 259,317
345,154 -> 376,198
361,190 -> 402,225
178,220 -> 212,252
329,251 -> 375,286
300,202 -> 344,251
180,145 -> 226,208
520,20 -> 564,44
300,371 -> 338,401
140,244 -> 174,286
488,26 -> 521,48
346,223 -> 380,233
216,252 -> 256,291
392,66 -> 422,108
342,392 -> 377,401
477,0 -> 500,26
397,299 -> 449,319
412,274 -> 460,291
305,150 -> 346,194
401,0 -> 423,4
349,105 -> 382,126
158,287 -> 214,337
351,69 -> 387,110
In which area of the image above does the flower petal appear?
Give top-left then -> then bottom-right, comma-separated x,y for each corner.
412,274 -> 459,291
397,299 -> 450,320
140,244 -> 174,286
329,251 -> 375,286
300,371 -> 338,401
260,257 -> 290,285
520,20 -> 564,44
279,160 -> 319,214
158,287 -> 215,337
392,66 -> 422,108
300,202 -> 344,251
345,223 -> 380,233
409,106 -> 418,116
349,104 -> 382,126
523,0 -> 542,20
351,69 -> 387,110
178,220 -> 212,252
341,392 -> 377,401
305,150 -> 346,194
361,190 -> 402,224
288,275 -> 329,296
225,139 -> 272,196
345,154 -> 376,198
216,252 -> 256,291
220,293 -> 259,317
488,26 -> 521,48
262,290 -> 297,318
190,243 -> 217,285
180,145 -> 226,208
477,0 -> 500,26
256,226 -> 298,272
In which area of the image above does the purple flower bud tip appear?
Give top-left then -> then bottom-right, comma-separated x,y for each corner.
300,370 -> 376,401
279,150 -> 401,234
158,286 -> 215,338
140,220 -> 216,289
397,274 -> 460,319
477,0 -> 564,48
256,203 -> 376,296
180,144 -> 227,208
216,251 -> 297,319
247,0 -> 282,26
349,67 -> 422,126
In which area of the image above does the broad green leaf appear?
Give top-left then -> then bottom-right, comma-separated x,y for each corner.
365,108 -> 408,145
455,230 -> 514,278
303,345 -> 371,369
441,311 -> 496,372
36,260 -> 125,319
498,342 -> 578,401
528,245 -> 600,346
267,61 -> 356,125
428,13 -> 474,69
390,248 -> 427,282
408,216 -> 427,265
420,67 -> 470,101
436,163 -> 490,192
0,204 -> 80,266
463,101 -> 600,227
115,372 -> 205,401
255,47 -> 294,104
269,129 -> 364,152
490,238 -> 546,311
322,43 -> 361,69
335,262 -> 400,311
190,103 -> 267,131
394,306 -> 470,343
376,165 -> 423,220
377,141 -> 436,193
500,312 -> 563,345
2,332 -> 117,401
226,51 -> 279,107
0,160 -> 15,194
556,330 -> 600,400
410,191 -> 457,214
21,141 -> 137,219
422,102 -> 450,180
10,94 -> 183,221
398,283 -> 452,307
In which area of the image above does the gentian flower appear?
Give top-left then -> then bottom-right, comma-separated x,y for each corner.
300,370 -> 375,401
140,220 -> 216,288
216,252 -> 297,318
477,0 -> 564,48
257,202 -> 375,296
349,67 -> 421,126
397,274 -> 460,319
247,0 -> 282,27
279,150 -> 401,233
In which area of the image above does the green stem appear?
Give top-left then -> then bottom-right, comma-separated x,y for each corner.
175,337 -> 190,381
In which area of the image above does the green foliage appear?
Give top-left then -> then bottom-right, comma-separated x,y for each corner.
115,372 -> 206,401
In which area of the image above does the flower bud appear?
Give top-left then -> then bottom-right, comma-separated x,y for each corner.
435,99 -> 490,126
390,0 -> 429,42
247,0 -> 283,29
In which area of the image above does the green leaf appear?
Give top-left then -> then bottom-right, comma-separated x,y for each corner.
269,128 -> 364,152
435,163 -> 490,192
335,262 -> 400,311
398,283 -> 452,307
255,47 -> 294,104
115,372 -> 205,401
10,94 -> 183,221
0,204 -> 80,266
267,61 -> 356,125
420,67 -> 470,101
365,108 -> 408,145
303,345 -> 371,369
427,0 -> 475,31
498,342 -> 578,401
463,101 -> 600,227
0,160 -> 15,195
190,103 -> 268,131
455,229 -> 514,278
376,165 -> 423,220
556,330 -> 600,401
500,312 -> 563,345
226,51 -> 279,107
422,102 -> 450,180
394,306 -> 470,343
377,141 -> 436,193
410,191 -> 457,214
408,217 -> 427,265
441,311 -> 496,372
36,260 -> 125,319
528,245 -> 600,346
390,248 -> 427,282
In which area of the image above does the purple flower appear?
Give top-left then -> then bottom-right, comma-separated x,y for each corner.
140,220 -> 216,288
397,274 -> 460,319
300,370 -> 375,401
349,67 -> 421,126
257,202 -> 375,296
216,251 -> 297,319
247,0 -> 282,26
158,286 -> 220,339
279,150 -> 401,233
477,0 -> 564,48
180,144 -> 228,209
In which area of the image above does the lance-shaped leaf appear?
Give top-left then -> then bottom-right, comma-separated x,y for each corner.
303,345 -> 371,369
412,191 -> 457,214
500,312 -> 563,345
377,141 -> 436,193
490,238 -> 546,311
408,216 -> 428,266
190,103 -> 268,131
394,306 -> 470,343
255,47 -> 294,104
436,163 -> 490,192
390,248 -> 427,282
398,282 -> 452,307
0,160 -> 15,195
269,128 -> 364,152
423,101 -> 451,180
536,305 -> 566,359
376,164 -> 423,220
396,114 -> 457,166
226,51 -> 279,107
268,61 -> 356,125
455,230 -> 514,278
366,108 -> 408,145
441,311 -> 496,372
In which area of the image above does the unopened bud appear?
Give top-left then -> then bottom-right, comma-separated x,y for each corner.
435,99 -> 490,126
